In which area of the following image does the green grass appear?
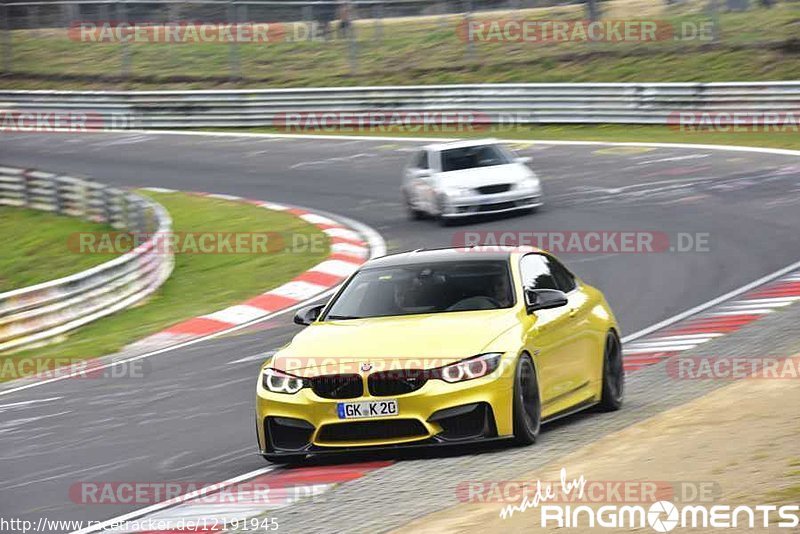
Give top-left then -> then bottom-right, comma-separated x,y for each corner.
0,208 -> 117,292
221,123 -> 800,151
2,3 -> 798,89
1,191 -> 329,380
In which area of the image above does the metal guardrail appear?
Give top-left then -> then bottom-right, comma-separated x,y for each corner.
0,82 -> 798,127
0,165 -> 174,353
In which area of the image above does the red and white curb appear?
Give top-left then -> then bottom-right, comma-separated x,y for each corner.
130,190 -> 376,350
623,270 -> 800,372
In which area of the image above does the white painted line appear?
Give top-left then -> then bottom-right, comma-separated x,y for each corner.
637,154 -> 709,165
69,466 -> 275,534
0,396 -> 62,410
228,351 -> 276,365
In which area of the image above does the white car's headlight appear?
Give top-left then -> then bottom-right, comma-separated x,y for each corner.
434,353 -> 504,383
262,368 -> 306,394
520,177 -> 541,193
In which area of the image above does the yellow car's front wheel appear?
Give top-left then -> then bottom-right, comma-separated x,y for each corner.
599,330 -> 624,411
512,354 -> 541,445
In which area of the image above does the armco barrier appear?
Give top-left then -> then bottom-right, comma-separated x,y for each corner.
0,82 -> 798,128
0,165 -> 173,353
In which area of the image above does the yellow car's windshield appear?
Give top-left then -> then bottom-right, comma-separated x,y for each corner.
323,260 -> 515,320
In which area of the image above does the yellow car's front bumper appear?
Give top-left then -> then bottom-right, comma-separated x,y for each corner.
255,365 -> 516,456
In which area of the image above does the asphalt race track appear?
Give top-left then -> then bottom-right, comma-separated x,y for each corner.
1,132 -> 800,533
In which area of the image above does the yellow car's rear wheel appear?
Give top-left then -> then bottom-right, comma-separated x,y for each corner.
512,354 -> 541,445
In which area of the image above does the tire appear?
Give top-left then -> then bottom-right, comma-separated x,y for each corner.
599,330 -> 624,411
436,195 -> 453,226
512,354 -> 541,445
262,453 -> 306,465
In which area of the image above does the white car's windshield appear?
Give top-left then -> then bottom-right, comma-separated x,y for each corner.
440,145 -> 512,172
324,260 -> 515,320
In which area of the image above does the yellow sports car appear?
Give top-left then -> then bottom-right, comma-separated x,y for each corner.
255,247 -> 623,463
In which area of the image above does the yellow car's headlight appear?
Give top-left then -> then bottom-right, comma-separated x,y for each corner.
433,353 -> 503,383
262,368 -> 306,394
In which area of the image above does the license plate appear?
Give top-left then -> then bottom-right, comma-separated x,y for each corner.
337,399 -> 398,419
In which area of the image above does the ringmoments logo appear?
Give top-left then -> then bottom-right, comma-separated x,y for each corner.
501,469 -> 800,531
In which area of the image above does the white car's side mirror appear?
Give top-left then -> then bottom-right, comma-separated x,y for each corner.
412,168 -> 432,178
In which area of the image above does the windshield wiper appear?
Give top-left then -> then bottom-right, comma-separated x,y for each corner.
326,314 -> 363,320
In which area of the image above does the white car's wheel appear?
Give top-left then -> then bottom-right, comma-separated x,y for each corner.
403,189 -> 425,220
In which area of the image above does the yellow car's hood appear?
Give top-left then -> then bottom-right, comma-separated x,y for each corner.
272,309 -> 520,376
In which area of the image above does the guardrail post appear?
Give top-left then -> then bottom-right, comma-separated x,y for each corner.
100,3 -> 110,25
463,0 -> 474,62
586,0 -> 600,22
708,0 -> 720,43
302,4 -> 313,41
116,1 -> 131,79
227,1 -> 241,81
347,3 -> 358,75
53,176 -> 64,215
104,187 -> 114,224
1,3 -> 11,74
21,170 -> 31,208
373,3 -> 383,43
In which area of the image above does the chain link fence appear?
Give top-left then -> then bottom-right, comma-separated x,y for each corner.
0,0 -> 793,82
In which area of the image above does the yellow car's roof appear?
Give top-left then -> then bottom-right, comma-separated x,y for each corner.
363,246 -> 543,269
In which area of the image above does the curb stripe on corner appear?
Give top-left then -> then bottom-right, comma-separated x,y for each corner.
153,194 -> 370,343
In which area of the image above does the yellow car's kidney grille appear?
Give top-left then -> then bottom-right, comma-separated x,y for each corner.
309,374 -> 363,399
317,419 -> 427,443
368,370 -> 429,396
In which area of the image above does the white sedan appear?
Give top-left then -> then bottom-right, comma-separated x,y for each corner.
402,139 -> 543,225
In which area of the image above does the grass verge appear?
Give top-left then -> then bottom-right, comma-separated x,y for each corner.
0,207 -> 117,292
1,190 -> 329,381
